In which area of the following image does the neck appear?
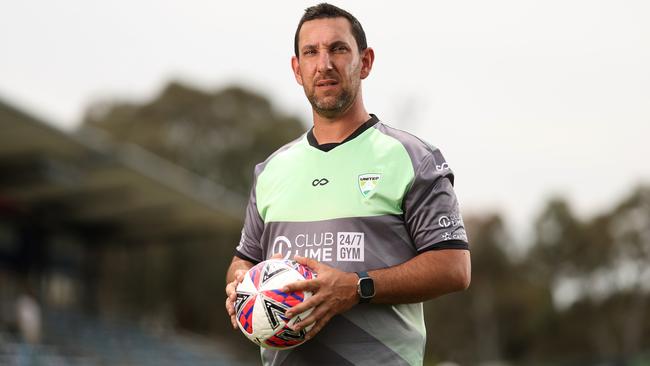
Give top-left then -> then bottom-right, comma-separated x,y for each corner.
311,95 -> 370,144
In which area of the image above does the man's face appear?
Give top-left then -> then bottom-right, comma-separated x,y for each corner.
292,17 -> 372,119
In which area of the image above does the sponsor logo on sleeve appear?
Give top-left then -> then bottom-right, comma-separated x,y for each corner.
438,214 -> 464,228
441,231 -> 468,241
435,162 -> 450,171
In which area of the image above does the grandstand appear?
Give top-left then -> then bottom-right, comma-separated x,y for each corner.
0,309 -> 252,366
0,99 -> 253,365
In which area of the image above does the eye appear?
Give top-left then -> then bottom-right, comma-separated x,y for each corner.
332,45 -> 348,53
303,49 -> 317,56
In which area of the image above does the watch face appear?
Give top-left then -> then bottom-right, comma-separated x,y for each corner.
359,277 -> 375,298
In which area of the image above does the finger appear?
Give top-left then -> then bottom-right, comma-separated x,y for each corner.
235,272 -> 245,282
226,281 -> 241,299
285,293 -> 322,319
228,286 -> 239,301
293,255 -> 320,271
226,297 -> 240,329
225,297 -> 235,315
283,278 -> 320,293
225,298 -> 238,330
291,297 -> 328,329
225,281 -> 236,297
290,307 -> 319,330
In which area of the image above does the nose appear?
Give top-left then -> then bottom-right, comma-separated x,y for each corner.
317,50 -> 333,72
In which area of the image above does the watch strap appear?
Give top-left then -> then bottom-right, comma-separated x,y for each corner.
356,271 -> 369,279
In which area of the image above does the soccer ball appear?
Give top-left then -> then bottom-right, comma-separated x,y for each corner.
235,259 -> 316,349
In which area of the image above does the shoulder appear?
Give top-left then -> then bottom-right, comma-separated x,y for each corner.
372,121 -> 448,172
253,132 -> 306,178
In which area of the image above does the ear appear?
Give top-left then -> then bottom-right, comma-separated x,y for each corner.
291,56 -> 304,86
360,47 -> 375,80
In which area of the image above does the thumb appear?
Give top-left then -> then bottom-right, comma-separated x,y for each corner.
270,252 -> 284,260
293,255 -> 320,272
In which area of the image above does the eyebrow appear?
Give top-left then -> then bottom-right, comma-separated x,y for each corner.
329,41 -> 350,49
300,40 -> 351,53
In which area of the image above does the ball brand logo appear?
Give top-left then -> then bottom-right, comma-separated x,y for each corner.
312,178 -> 329,186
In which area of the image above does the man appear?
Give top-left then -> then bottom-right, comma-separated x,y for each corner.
226,3 -> 470,365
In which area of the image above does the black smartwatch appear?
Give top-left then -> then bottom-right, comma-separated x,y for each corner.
355,271 -> 375,303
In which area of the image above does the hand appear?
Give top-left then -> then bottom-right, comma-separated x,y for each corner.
225,269 -> 247,330
225,253 -> 284,330
282,255 -> 359,340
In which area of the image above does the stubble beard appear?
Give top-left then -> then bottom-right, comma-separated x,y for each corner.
308,88 -> 355,119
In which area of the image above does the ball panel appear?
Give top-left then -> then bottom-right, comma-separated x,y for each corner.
259,260 -> 291,287
261,289 -> 305,308
258,269 -> 305,292
248,261 -> 266,289
237,270 -> 257,293
291,261 -> 315,280
264,324 -> 306,349
251,294 -> 280,340
236,293 -> 256,335
235,259 -> 316,350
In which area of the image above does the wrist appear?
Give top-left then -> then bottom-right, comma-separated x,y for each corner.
346,272 -> 361,303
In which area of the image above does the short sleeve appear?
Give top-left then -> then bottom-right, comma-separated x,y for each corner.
403,149 -> 469,252
235,184 -> 264,264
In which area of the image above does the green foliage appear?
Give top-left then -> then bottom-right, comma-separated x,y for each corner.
425,214 -> 555,365
83,81 -> 305,195
425,186 -> 650,365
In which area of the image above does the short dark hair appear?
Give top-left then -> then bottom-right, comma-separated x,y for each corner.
294,3 -> 367,57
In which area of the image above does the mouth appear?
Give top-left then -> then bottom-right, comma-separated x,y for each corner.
315,79 -> 339,87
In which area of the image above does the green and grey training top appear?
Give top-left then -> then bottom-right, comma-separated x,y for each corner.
236,115 -> 469,366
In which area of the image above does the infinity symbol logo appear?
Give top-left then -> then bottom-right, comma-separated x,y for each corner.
312,178 -> 329,186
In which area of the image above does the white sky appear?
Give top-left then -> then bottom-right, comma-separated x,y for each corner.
1,0 -> 649,242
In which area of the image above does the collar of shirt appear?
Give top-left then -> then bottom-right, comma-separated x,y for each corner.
307,114 -> 380,152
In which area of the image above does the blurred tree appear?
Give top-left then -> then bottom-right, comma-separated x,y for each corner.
606,186 -> 650,357
465,214 -> 510,362
529,197 -> 612,281
525,198 -> 613,362
425,214 -> 553,365
524,187 -> 650,363
82,81 -> 305,194
82,82 -> 304,354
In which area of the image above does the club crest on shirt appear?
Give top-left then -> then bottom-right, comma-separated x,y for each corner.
358,173 -> 381,198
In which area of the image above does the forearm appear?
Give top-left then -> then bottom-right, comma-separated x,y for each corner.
226,256 -> 255,284
286,249 -> 471,334
369,249 -> 471,304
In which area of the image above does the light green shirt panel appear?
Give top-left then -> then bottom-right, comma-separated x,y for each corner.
256,127 -> 415,223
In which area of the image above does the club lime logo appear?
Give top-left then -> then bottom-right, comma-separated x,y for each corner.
358,173 -> 382,198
